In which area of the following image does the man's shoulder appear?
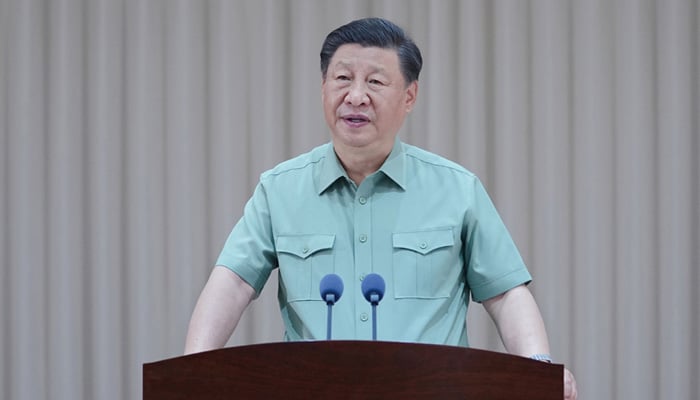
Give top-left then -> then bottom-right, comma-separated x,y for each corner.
261,142 -> 330,181
402,142 -> 476,179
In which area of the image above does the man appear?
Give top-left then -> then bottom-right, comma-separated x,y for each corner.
185,17 -> 577,399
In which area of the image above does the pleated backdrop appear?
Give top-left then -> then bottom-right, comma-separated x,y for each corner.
1,0 -> 698,399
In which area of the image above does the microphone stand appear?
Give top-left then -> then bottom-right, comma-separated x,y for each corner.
370,293 -> 379,341
325,293 -> 336,340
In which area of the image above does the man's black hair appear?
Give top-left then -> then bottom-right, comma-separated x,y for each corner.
320,17 -> 423,85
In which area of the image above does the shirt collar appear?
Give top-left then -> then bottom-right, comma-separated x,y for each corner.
316,138 -> 406,195
377,138 -> 406,190
317,143 -> 349,194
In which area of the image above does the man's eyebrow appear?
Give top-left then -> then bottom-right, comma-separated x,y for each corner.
332,60 -> 387,74
332,60 -> 353,69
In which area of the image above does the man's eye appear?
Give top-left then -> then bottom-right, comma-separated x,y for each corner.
369,79 -> 383,85
337,75 -> 350,81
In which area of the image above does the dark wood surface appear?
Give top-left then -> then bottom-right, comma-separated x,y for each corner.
143,341 -> 563,399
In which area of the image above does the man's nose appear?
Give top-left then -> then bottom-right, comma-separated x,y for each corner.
345,82 -> 369,106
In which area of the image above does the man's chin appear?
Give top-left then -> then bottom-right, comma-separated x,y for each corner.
332,127 -> 372,143
332,133 -> 374,150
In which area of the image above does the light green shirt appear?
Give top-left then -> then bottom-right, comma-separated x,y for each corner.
216,139 -> 531,346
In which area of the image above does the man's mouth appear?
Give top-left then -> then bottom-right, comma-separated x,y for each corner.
342,114 -> 370,126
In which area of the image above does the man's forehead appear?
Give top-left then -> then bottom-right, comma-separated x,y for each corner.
328,45 -> 399,71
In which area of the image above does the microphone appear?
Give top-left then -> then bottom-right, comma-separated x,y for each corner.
361,273 -> 385,341
319,274 -> 344,340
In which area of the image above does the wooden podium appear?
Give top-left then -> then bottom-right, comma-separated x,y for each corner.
143,341 -> 563,399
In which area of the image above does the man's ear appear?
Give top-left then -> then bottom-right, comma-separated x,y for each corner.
405,80 -> 418,113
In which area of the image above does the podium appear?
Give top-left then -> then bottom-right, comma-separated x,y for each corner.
143,341 -> 563,399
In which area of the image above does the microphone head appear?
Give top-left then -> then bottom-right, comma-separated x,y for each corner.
319,274 -> 344,304
361,273 -> 385,304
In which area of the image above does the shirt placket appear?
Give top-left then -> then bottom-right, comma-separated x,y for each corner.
353,181 -> 373,340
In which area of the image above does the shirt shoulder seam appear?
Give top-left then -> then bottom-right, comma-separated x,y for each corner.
260,145 -> 328,181
404,147 -> 477,178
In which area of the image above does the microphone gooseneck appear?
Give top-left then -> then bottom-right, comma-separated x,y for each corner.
361,273 -> 385,340
319,274 -> 344,340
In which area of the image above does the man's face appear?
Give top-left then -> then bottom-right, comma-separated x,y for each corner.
322,44 -> 417,156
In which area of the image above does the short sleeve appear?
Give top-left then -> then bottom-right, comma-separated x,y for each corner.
463,178 -> 532,302
215,181 -> 277,295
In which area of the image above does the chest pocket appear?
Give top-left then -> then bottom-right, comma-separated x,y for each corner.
392,228 -> 456,299
276,234 -> 335,302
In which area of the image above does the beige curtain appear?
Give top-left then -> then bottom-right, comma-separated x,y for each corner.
1,0 -> 697,399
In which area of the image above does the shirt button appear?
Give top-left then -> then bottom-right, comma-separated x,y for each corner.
359,234 -> 367,243
360,312 -> 369,322
302,246 -> 309,254
419,242 -> 427,249
358,196 -> 367,205
359,273 -> 366,281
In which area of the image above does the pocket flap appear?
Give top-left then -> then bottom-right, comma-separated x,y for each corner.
276,234 -> 336,259
392,228 -> 454,255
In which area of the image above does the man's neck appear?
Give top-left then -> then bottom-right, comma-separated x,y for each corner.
333,142 -> 392,186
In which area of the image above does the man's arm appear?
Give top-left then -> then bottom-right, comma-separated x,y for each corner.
184,266 -> 256,354
483,284 -> 578,400
482,284 -> 549,357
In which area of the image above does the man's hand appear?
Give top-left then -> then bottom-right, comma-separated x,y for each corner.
483,286 -> 577,399
564,367 -> 578,399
